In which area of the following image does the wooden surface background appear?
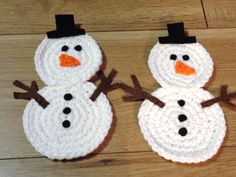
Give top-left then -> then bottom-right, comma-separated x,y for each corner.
0,0 -> 236,177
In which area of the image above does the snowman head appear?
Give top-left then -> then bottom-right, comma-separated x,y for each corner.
35,15 -> 102,86
148,23 -> 213,88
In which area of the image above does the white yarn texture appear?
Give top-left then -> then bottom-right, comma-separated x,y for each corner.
148,42 -> 214,88
22,33 -> 113,160
35,34 -> 102,86
137,41 -> 227,163
23,82 -> 112,160
138,88 -> 226,163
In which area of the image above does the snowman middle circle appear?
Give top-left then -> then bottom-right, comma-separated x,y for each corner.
23,82 -> 113,160
138,87 -> 226,163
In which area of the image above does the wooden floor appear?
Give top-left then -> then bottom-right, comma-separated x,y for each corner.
0,0 -> 236,176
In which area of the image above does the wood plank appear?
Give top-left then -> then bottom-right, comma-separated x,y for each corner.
203,0 -> 236,28
0,29 -> 236,159
0,0 -> 206,34
0,148 -> 235,177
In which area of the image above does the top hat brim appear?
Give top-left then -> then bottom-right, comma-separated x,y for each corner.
159,36 -> 196,44
47,28 -> 86,39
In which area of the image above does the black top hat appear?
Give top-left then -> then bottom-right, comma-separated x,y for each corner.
47,14 -> 85,38
159,22 -> 196,44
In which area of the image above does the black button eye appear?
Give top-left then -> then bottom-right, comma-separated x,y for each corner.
179,127 -> 187,136
74,45 -> 82,51
62,120 -> 70,128
183,55 -> 190,61
177,100 -> 185,107
64,93 -> 73,101
61,45 -> 69,52
63,107 -> 71,114
170,54 -> 177,60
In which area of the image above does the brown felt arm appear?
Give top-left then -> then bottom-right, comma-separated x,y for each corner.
90,69 -> 120,101
13,80 -> 49,109
120,75 -> 165,108
201,85 -> 236,110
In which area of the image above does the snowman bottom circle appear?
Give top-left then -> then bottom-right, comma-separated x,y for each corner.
138,88 -> 226,163
23,82 -> 112,160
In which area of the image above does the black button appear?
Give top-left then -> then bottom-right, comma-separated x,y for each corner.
63,107 -> 71,114
64,93 -> 73,101
62,120 -> 70,128
61,45 -> 69,52
177,100 -> 185,107
179,127 -> 187,136
178,114 -> 187,122
170,54 -> 177,60
182,55 -> 189,61
74,45 -> 82,51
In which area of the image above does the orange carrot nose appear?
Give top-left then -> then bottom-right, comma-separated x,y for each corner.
175,61 -> 196,76
59,54 -> 81,67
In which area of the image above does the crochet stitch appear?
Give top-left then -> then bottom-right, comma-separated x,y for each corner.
138,88 -> 226,163
148,42 -> 214,88
13,15 -> 118,160
23,83 -> 112,160
121,22 -> 236,163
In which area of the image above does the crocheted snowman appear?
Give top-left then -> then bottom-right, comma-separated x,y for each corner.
13,15 -> 119,160
121,22 -> 236,163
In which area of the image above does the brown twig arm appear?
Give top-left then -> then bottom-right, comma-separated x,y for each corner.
90,69 -> 120,101
120,75 -> 165,108
13,80 -> 49,109
201,85 -> 236,110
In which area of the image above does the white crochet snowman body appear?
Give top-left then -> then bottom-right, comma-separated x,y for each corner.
23,33 -> 112,160
138,42 -> 226,163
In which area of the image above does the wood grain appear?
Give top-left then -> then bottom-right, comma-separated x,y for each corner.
0,148 -> 235,177
203,0 -> 236,28
0,1 -> 236,176
0,0 -> 206,34
0,29 -> 236,159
